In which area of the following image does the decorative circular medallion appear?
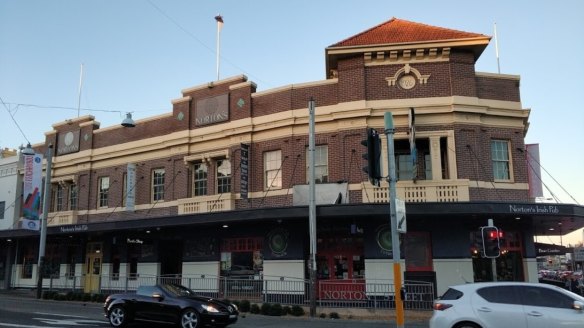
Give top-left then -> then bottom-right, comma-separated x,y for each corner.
267,227 -> 289,257
398,75 -> 416,90
375,224 -> 392,252
64,132 -> 75,146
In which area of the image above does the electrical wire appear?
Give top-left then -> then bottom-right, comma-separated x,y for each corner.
523,148 -> 580,205
1,96 -> 31,145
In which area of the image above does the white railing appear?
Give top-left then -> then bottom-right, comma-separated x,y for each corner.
362,179 -> 470,203
25,274 -> 434,310
177,194 -> 236,214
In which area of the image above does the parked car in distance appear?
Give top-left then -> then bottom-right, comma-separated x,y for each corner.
430,281 -> 584,328
104,283 -> 238,328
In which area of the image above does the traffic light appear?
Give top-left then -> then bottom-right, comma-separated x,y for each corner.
481,226 -> 501,258
361,128 -> 382,186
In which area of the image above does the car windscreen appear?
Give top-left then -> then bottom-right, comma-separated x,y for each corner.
160,284 -> 196,297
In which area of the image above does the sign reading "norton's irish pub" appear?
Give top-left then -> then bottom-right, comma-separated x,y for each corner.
195,94 -> 229,126
508,204 -> 560,214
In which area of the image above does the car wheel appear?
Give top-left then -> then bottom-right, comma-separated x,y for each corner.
180,308 -> 201,328
108,306 -> 127,327
453,322 -> 481,328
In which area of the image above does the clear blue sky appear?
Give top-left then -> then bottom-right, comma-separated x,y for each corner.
1,1 -> 583,243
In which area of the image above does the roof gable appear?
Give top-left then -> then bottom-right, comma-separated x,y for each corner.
330,17 -> 489,48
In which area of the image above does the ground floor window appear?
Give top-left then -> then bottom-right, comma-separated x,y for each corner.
220,237 -> 263,276
21,245 -> 34,279
317,236 -> 364,280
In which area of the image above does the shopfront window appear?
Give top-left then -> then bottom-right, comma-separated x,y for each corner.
21,245 -> 34,279
220,237 -> 263,276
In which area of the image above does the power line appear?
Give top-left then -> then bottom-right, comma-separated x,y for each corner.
2,102 -> 166,115
0,96 -> 31,144
523,148 -> 580,205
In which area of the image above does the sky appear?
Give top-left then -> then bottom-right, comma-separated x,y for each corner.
1,1 -> 583,243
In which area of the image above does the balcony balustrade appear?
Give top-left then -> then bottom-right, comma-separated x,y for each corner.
178,193 -> 236,215
362,179 -> 470,203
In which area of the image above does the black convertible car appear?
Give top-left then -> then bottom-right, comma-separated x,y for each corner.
104,283 -> 239,328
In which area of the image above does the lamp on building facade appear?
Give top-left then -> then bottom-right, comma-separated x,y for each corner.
121,113 -> 136,127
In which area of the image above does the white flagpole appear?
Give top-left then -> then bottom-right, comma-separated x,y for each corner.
215,15 -> 224,81
494,23 -> 500,74
77,63 -> 84,117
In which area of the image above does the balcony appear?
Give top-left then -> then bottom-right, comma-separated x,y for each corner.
362,179 -> 470,203
47,211 -> 78,226
177,193 -> 236,215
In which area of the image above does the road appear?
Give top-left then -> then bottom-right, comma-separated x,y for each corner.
0,296 -> 429,328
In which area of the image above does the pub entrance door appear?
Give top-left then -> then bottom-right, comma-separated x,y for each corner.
84,242 -> 102,293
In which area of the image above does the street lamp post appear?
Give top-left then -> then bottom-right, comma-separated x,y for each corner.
36,144 -> 53,299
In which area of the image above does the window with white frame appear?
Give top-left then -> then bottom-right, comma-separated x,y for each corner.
0,201 -> 4,220
98,177 -> 110,208
69,184 -> 78,211
193,163 -> 208,196
217,159 -> 231,194
55,184 -> 64,211
264,150 -> 282,189
152,168 -> 165,202
306,145 -> 328,183
491,140 -> 511,180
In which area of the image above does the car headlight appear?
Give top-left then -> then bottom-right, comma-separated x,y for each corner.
202,304 -> 220,313
231,303 -> 238,311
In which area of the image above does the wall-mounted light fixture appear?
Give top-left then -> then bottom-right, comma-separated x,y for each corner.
121,113 -> 136,128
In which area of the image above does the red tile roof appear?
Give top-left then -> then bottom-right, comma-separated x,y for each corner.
330,17 -> 489,48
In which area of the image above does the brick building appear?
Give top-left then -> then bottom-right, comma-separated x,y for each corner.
1,18 -> 583,296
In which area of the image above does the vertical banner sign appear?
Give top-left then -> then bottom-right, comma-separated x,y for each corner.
526,144 -> 544,199
22,153 -> 43,230
240,143 -> 249,199
126,163 -> 136,211
409,107 -> 418,180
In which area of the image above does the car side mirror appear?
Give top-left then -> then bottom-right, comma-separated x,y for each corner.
573,300 -> 584,311
152,293 -> 164,301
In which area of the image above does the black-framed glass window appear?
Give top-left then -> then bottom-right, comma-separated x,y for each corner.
217,159 -> 231,194
98,177 -> 110,208
193,163 -> 208,196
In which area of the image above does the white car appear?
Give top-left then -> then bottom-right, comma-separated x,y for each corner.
430,282 -> 584,328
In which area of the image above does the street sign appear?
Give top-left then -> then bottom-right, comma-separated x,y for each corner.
396,198 -> 407,233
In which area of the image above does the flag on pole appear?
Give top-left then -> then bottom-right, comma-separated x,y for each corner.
215,15 -> 224,30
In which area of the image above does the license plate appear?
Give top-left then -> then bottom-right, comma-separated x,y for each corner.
229,315 -> 237,319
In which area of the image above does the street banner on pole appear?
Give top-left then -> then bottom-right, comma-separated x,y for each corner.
22,153 -> 43,230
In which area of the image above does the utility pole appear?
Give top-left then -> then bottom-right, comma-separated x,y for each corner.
308,98 -> 317,317
384,113 -> 404,328
36,144 -> 53,299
